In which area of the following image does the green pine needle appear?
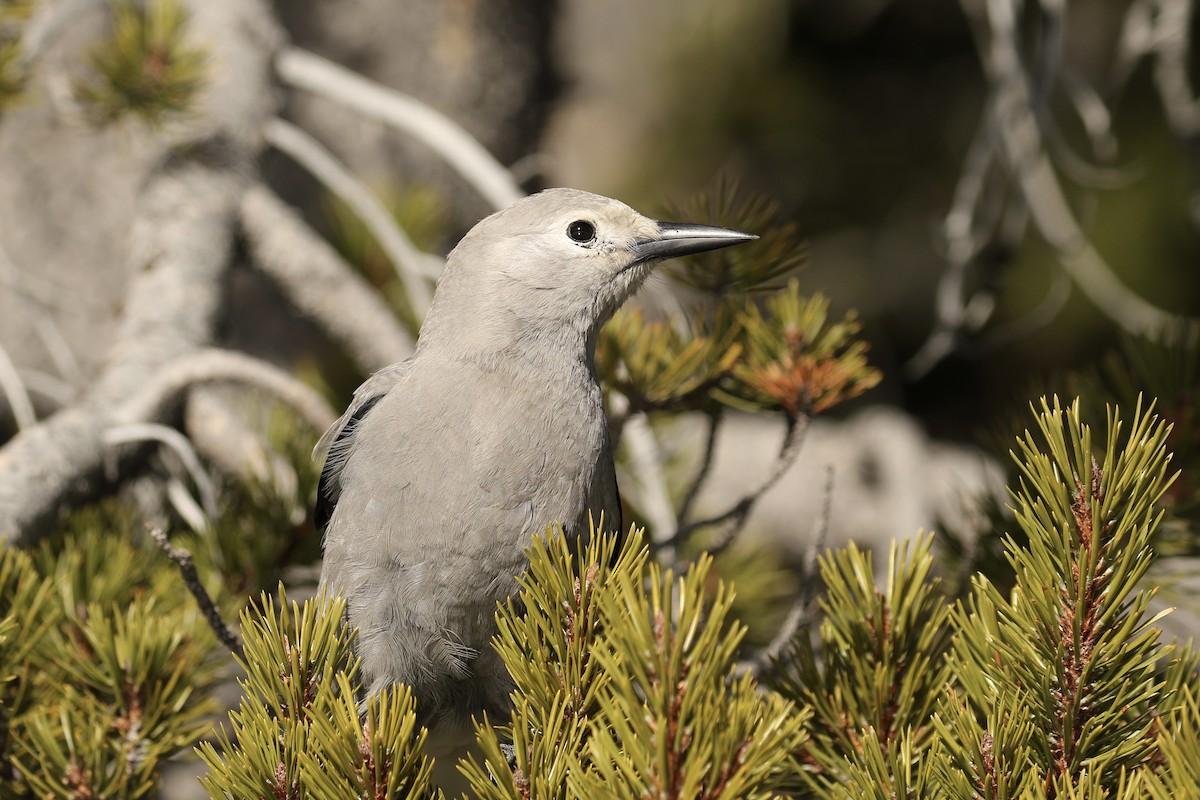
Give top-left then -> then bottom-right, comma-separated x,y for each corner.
727,279 -> 882,416
660,175 -> 807,294
198,586 -> 435,799
75,0 -> 207,126
467,522 -> 807,799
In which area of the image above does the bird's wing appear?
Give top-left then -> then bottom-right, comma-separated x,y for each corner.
314,361 -> 410,533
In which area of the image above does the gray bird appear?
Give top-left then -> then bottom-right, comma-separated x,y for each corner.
314,187 -> 754,770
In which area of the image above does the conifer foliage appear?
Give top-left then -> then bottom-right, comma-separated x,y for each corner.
196,589 -> 434,799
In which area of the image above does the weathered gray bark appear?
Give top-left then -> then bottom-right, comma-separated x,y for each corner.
240,184 -> 414,373
0,0 -> 282,544
0,0 -> 562,544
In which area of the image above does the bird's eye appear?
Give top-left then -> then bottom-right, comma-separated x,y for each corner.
567,220 -> 596,244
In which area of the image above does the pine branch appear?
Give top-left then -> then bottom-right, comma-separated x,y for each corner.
743,464 -> 833,679
147,525 -> 241,655
669,412 -> 809,559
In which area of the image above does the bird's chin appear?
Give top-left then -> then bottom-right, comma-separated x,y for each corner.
610,260 -> 654,302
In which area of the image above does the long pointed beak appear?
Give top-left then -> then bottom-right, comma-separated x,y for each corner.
631,222 -> 757,263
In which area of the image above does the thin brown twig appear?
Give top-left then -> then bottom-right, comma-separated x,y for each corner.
676,410 -> 724,527
744,464 -> 834,679
670,413 -> 809,562
148,524 -> 242,656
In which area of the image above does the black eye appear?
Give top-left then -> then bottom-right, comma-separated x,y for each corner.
567,220 -> 596,243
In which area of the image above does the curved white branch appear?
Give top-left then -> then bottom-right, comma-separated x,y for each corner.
165,477 -> 211,536
0,342 -> 36,430
609,390 -> 677,548
240,184 -> 414,372
981,0 -> 1195,338
32,316 -> 85,388
263,117 -> 438,314
116,348 -> 335,433
16,369 -> 77,407
105,422 -> 219,520
275,47 -> 524,212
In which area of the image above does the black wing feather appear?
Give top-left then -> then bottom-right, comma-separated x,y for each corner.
315,394 -> 383,534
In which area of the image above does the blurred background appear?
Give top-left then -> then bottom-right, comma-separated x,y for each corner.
267,0 -> 1200,442
546,0 -> 1200,440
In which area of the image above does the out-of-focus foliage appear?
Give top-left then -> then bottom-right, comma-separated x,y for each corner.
0,31 -> 24,109
75,0 -> 207,125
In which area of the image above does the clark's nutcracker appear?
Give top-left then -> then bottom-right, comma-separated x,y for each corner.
315,187 -> 754,765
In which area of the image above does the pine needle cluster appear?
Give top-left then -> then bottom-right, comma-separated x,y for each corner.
196,589 -> 435,799
596,181 -> 879,423
0,525 -> 220,799
771,397 -> 1200,797
75,0 -> 207,125
461,526 -> 809,800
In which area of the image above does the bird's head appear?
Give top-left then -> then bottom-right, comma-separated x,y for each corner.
421,188 -> 756,359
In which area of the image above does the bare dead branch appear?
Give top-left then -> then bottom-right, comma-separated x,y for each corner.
165,477 -> 211,536
608,387 -> 677,547
676,410 -> 723,527
240,184 -> 414,373
670,413 -> 810,561
20,0 -> 106,66
115,348 -> 335,432
148,525 -> 243,655
0,340 -> 36,430
275,47 -> 524,211
105,422 -> 219,519
263,117 -> 438,314
1149,0 -> 1200,137
976,0 -> 1194,338
16,369 -> 76,407
0,0 -> 281,545
32,316 -> 85,389
743,464 -> 834,679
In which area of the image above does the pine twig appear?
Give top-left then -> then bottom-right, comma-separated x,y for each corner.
743,464 -> 834,679
670,413 -> 810,561
148,524 -> 242,655
275,46 -> 524,212
263,117 -> 437,315
676,410 -> 723,526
